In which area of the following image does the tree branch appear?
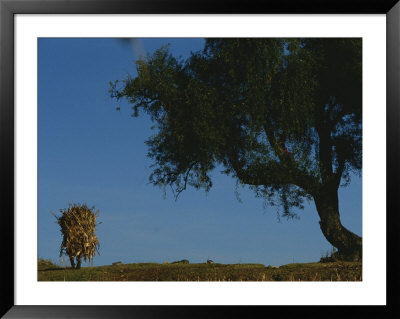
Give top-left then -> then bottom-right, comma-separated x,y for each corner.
262,123 -> 318,195
334,157 -> 346,189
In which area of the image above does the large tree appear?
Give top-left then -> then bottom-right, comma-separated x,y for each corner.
110,38 -> 362,261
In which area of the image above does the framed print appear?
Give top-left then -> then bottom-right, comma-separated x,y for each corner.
1,0 -> 399,317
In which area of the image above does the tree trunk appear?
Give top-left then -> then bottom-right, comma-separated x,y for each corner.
314,187 -> 362,261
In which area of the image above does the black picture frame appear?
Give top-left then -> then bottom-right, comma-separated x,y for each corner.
1,0 -> 398,318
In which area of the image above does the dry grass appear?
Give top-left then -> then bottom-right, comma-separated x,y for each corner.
52,203 -> 100,266
38,261 -> 362,281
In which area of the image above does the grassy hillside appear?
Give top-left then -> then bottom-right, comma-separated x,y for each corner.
38,259 -> 362,281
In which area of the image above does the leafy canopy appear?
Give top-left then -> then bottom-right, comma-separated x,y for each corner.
110,38 -> 362,219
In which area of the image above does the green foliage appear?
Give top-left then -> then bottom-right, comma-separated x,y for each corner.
110,38 -> 362,220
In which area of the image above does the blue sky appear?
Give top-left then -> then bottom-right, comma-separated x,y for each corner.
38,38 -> 362,267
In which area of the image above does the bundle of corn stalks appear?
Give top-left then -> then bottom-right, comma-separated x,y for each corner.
52,203 -> 100,269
